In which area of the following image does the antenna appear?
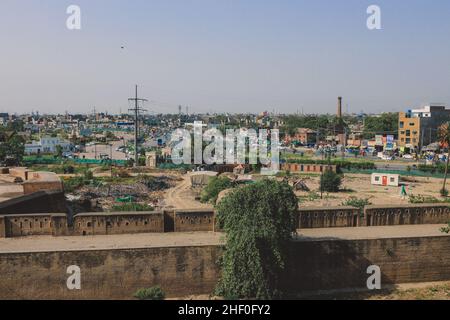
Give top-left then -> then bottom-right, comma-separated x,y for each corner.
128,85 -> 148,167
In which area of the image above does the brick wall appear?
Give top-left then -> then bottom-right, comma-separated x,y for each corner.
173,210 -> 215,232
283,235 -> 450,292
0,245 -> 222,299
365,204 -> 450,226
73,212 -> 164,236
1,235 -> 450,299
0,214 -> 68,238
282,163 -> 337,173
298,206 -> 359,228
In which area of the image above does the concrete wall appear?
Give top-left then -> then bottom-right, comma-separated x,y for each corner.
73,212 -> 164,236
283,236 -> 450,292
8,167 -> 30,181
282,163 -> 337,173
22,171 -> 64,194
0,216 -> 5,238
298,206 -> 359,228
173,209 -> 215,232
365,204 -> 450,226
0,245 -> 222,299
1,235 -> 450,299
0,191 -> 67,215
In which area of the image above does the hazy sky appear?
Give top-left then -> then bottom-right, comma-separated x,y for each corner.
1,0 -> 450,115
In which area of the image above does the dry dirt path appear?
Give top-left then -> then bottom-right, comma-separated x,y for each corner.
163,174 -> 213,210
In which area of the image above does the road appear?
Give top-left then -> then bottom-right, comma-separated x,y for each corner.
78,133 -> 134,161
163,173 -> 213,210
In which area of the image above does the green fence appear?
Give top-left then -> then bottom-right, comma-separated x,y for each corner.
341,168 -> 445,179
23,156 -> 126,166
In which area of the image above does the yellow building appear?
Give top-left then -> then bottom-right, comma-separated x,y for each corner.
398,112 -> 421,148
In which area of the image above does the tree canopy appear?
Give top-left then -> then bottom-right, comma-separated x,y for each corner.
362,113 -> 398,139
0,125 -> 25,166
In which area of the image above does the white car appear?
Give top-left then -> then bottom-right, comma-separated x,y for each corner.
381,154 -> 395,161
402,154 -> 414,159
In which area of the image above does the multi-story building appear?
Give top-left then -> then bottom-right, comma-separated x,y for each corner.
24,137 -> 72,155
398,105 -> 450,149
284,128 -> 317,146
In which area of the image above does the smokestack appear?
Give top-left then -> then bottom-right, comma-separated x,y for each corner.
337,96 -> 342,118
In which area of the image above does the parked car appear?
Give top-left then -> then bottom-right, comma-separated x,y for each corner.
402,154 -> 414,160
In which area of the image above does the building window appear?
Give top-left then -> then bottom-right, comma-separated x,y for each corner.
375,176 -> 380,182
399,122 -> 404,128
406,138 -> 411,144
406,130 -> 411,137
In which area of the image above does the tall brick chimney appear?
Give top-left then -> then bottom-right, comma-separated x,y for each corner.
337,96 -> 342,118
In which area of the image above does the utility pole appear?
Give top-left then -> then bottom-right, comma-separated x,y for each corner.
128,85 -> 148,167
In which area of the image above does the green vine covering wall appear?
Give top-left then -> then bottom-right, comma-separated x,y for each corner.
215,179 -> 298,299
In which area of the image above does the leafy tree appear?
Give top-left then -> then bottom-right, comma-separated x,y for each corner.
215,179 -> 298,299
0,128 -> 25,166
200,176 -> 234,204
362,113 -> 398,139
55,145 -> 63,158
320,170 -> 342,192
438,122 -> 450,196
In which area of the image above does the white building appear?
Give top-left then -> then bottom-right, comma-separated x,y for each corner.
371,173 -> 399,187
25,137 -> 71,155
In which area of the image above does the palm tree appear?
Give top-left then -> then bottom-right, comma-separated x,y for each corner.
438,122 -> 450,196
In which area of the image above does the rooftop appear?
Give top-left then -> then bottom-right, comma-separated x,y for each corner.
0,224 -> 448,254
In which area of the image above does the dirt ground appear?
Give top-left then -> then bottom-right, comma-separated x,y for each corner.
171,281 -> 450,300
295,173 -> 444,207
302,281 -> 450,300
163,173 -> 213,210
161,172 -> 445,210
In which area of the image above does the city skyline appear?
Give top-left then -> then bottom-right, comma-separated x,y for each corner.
1,0 -> 450,114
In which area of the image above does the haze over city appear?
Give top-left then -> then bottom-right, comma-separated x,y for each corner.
1,0 -> 450,115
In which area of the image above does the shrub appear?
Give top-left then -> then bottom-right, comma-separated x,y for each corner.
341,196 -> 372,210
408,194 -> 450,204
440,188 -> 449,197
200,176 -> 234,204
111,203 -> 154,212
63,165 -> 75,174
134,286 -> 165,300
320,170 -> 342,192
215,179 -> 298,299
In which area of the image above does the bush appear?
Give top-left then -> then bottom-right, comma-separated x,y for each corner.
341,196 -> 372,210
63,165 -> 75,174
134,286 -> 165,300
200,176 -> 234,204
111,203 -> 154,212
112,168 -> 130,178
215,179 -> 298,299
320,170 -> 342,192
408,194 -> 450,204
440,188 -> 449,197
